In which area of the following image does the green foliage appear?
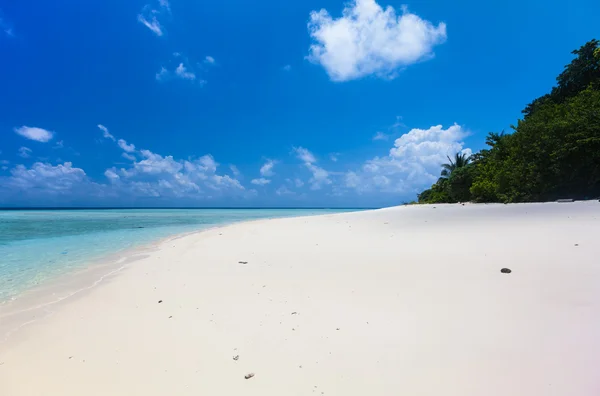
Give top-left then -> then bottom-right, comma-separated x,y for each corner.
523,39 -> 599,117
418,39 -> 600,204
441,152 -> 471,178
417,178 -> 452,203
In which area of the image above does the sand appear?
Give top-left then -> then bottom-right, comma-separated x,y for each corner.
1,202 -> 600,395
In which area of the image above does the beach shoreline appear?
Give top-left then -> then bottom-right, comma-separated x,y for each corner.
0,214 -> 334,344
1,202 -> 600,395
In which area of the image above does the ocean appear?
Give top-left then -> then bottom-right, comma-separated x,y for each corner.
0,208 -> 356,302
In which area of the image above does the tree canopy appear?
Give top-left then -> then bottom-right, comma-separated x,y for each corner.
418,39 -> 600,204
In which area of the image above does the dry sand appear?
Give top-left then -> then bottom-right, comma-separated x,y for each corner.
1,202 -> 600,395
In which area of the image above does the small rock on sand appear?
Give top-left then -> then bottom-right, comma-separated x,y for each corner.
238,261 -> 248,265
158,300 -> 163,304
244,373 -> 255,379
233,355 -> 239,361
501,268 -> 512,274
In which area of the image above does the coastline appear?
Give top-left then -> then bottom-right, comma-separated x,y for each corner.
1,202 -> 600,395
0,214 -> 328,343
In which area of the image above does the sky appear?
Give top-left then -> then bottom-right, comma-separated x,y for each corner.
0,0 -> 598,208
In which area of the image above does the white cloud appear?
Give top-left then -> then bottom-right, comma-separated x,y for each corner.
157,55 -> 207,84
307,0 -> 447,81
18,147 -> 32,158
345,124 -> 470,194
373,131 -> 389,141
294,178 -> 304,188
260,159 -> 276,177
98,124 -> 115,141
138,1 -> 170,37
113,149 -> 244,197
306,163 -> 331,190
283,64 -> 292,71
5,162 -> 88,193
204,56 -> 215,64
156,67 -> 169,81
175,63 -> 196,80
104,168 -> 120,182
14,126 -> 54,142
122,153 -> 136,161
329,152 -> 340,162
251,178 -> 271,186
230,165 -> 241,177
293,146 -> 317,163
0,143 -> 248,204
293,147 -> 331,190
118,139 -> 136,153
138,12 -> 163,36
276,185 -> 294,196
54,140 -> 64,149
134,150 -> 182,175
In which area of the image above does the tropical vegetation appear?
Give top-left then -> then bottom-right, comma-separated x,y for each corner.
418,39 -> 600,204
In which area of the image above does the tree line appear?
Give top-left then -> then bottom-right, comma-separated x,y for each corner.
418,39 -> 600,204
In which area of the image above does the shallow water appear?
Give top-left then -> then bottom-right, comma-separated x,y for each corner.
0,209 -> 355,302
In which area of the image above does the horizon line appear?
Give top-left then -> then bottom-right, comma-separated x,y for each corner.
0,206 -> 378,210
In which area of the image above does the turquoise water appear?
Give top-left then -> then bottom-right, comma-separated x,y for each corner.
0,209 -> 354,302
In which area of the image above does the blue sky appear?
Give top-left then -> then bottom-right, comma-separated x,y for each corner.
1,0 -> 598,207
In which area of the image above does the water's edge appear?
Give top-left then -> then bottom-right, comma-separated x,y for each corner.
0,210 -> 356,345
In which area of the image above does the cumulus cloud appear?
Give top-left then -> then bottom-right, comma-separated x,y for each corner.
18,147 -> 32,158
118,139 -> 136,153
329,153 -> 340,162
14,126 -> 54,142
0,137 -> 246,205
204,56 -> 215,64
251,178 -> 271,186
104,168 -> 120,182
307,0 -> 447,81
106,149 -> 244,199
175,63 -> 196,80
138,0 -> 170,36
260,159 -> 276,177
98,124 -> 115,141
283,64 -> 292,71
345,124 -> 471,194
4,162 -> 88,192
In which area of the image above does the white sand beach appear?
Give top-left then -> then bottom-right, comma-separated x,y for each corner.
1,202 -> 600,395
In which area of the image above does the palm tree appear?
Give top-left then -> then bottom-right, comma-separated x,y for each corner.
440,152 -> 471,178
